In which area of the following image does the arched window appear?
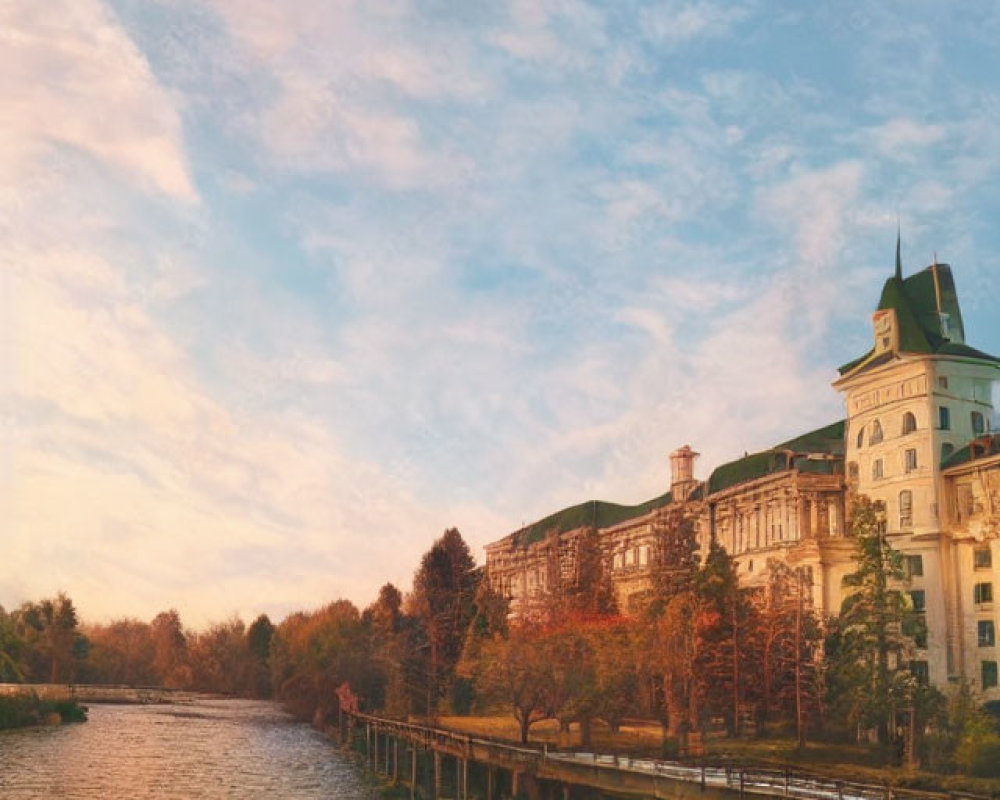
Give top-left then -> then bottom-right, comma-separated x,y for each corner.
972,411 -> 985,435
902,412 -> 917,435
899,490 -> 913,528
857,426 -> 865,449
870,419 -> 884,444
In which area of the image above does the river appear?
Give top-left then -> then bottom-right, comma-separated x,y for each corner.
0,697 -> 377,799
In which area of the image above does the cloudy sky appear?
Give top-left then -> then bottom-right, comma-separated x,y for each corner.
3,0 -> 1000,627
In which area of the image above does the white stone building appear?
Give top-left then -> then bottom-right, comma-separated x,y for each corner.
485,251 -> 1000,699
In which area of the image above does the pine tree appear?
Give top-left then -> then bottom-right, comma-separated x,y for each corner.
829,495 -> 923,746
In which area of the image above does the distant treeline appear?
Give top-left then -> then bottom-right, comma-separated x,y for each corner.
2,502 -> 999,776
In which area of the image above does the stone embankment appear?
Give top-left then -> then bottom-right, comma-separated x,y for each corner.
0,683 -> 191,704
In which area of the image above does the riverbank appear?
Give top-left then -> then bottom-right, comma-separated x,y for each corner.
0,694 -> 87,729
430,715 -> 1000,797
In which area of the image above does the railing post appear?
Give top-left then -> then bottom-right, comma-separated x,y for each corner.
701,765 -> 707,793
434,750 -> 442,799
393,737 -> 399,785
784,769 -> 790,798
410,745 -> 417,800
739,768 -> 745,800
836,781 -> 844,800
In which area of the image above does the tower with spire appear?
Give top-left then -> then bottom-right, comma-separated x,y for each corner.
833,236 -> 1000,687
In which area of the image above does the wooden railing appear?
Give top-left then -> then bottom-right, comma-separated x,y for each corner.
345,711 -> 996,800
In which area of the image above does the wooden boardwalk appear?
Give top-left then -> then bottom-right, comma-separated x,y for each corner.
343,712 -> 995,800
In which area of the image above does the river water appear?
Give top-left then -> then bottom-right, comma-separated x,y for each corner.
0,697 -> 377,799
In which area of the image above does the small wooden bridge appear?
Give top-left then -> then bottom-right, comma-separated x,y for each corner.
341,711 -> 994,800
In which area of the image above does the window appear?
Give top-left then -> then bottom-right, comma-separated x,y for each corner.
872,459 -> 884,480
939,376 -> 949,390
972,411 -> 986,435
975,548 -> 993,569
870,419 -> 884,444
910,660 -> 930,685
905,448 -> 918,473
902,412 -> 917,434
975,582 -> 994,605
856,427 -> 865,449
910,589 -> 926,613
939,406 -> 951,430
848,461 -> 859,481
906,555 -> 923,577
899,491 -> 913,528
942,442 -> 955,462
979,620 -> 996,647
982,661 -> 998,689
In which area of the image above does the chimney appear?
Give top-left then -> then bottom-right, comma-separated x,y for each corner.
670,445 -> 699,502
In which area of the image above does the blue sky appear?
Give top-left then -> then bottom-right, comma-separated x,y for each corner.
4,0 -> 1000,627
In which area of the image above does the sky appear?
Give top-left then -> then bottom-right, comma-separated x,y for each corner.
3,1 -> 1000,628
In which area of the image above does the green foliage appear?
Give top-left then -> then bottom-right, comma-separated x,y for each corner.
828,495 -> 924,747
0,694 -> 87,729
410,528 -> 480,714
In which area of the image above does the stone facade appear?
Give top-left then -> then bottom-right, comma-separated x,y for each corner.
484,258 -> 1000,699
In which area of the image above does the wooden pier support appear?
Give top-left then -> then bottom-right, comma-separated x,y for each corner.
434,750 -> 442,799
410,745 -> 418,800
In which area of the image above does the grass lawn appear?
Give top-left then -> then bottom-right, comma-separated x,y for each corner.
429,714 -> 1000,797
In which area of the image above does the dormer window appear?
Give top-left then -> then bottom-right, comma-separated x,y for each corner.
940,312 -> 952,340
972,411 -> 985,435
872,309 -> 897,354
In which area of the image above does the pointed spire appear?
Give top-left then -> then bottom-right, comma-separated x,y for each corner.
895,225 -> 903,280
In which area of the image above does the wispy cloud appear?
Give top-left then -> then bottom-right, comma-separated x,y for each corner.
4,0 -> 1000,626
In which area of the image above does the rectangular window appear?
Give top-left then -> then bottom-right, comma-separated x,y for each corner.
910,589 -> 926,613
906,555 -> 924,577
905,448 -> 918,473
872,459 -> 884,480
975,582 -> 994,605
899,491 -> 913,528
939,406 -> 951,430
909,660 -> 929,685
975,548 -> 993,569
938,376 -> 949,390
983,661 -> 998,689
979,620 -> 996,647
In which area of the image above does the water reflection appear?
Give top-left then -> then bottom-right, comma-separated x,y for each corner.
0,697 -> 376,799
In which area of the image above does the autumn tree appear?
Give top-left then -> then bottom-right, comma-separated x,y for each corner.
760,560 -> 824,744
470,623 -> 554,744
82,618 -> 156,685
566,528 -> 616,617
150,609 -> 191,688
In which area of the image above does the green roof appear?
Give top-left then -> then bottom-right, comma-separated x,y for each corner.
708,420 -> 845,495
941,434 -> 1000,470
776,420 -> 846,455
839,261 -> 999,375
511,491 -> 673,548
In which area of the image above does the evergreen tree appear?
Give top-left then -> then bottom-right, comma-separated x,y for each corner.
410,528 -> 479,714
829,495 -> 923,746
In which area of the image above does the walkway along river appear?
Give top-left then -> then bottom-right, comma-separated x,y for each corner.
343,711 -> 996,800
0,697 -> 376,799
